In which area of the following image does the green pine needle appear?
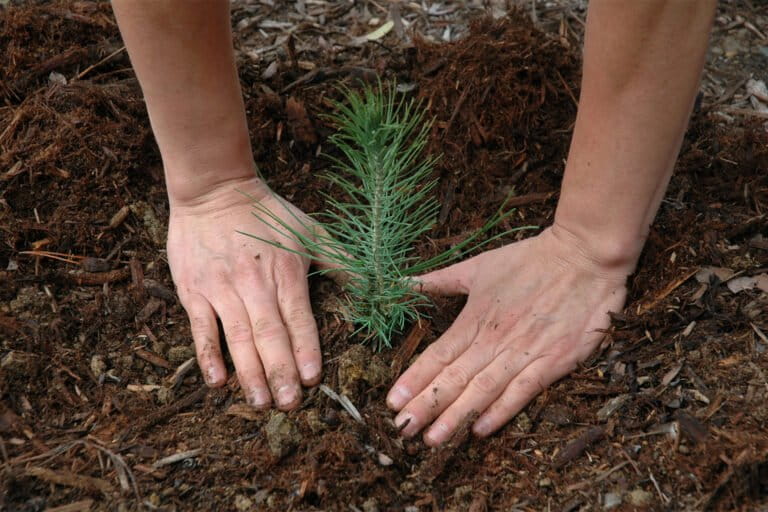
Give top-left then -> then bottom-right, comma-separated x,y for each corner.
241,83 -> 534,351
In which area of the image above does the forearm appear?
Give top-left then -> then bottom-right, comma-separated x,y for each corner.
111,0 -> 256,205
554,0 -> 716,272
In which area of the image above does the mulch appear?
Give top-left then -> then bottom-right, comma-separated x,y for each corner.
1,2 -> 767,511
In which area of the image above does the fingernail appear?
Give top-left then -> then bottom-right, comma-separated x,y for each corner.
300,362 -> 320,382
473,417 -> 492,437
425,422 -> 450,445
387,386 -> 412,410
276,385 -> 297,407
248,388 -> 272,409
205,367 -> 221,386
395,411 -> 416,437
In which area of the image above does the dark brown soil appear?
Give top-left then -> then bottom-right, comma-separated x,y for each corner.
2,2 -> 767,511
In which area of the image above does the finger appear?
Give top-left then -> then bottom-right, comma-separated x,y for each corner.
424,347 -> 532,446
394,340 -> 496,439
182,293 -> 227,387
415,257 -> 477,296
237,273 -> 302,411
210,292 -> 272,409
472,356 -> 565,438
387,308 -> 478,413
274,255 -> 322,386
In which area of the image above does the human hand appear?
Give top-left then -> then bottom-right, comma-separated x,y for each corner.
167,176 -> 321,410
386,224 -> 630,445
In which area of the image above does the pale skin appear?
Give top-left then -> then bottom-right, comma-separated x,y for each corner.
111,1 -> 716,443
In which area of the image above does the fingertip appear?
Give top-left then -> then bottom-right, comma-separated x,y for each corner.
203,363 -> 227,388
299,362 -> 321,387
472,416 -> 494,438
386,385 -> 412,411
275,384 -> 302,411
246,387 -> 273,410
424,421 -> 450,446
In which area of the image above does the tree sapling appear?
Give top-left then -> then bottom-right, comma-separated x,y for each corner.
242,84 -> 531,350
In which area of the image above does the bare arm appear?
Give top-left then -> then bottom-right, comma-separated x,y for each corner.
112,0 -> 323,411
111,0 -> 256,205
554,0 -> 716,271
388,0 -> 717,445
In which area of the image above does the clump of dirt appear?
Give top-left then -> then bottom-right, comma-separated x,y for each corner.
412,13 -> 580,235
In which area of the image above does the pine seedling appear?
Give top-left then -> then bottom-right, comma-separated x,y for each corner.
242,83 -> 531,351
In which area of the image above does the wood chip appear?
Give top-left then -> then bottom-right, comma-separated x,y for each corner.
225,402 -> 263,421
25,466 -> 114,495
44,499 -> 94,512
553,426 -> 605,468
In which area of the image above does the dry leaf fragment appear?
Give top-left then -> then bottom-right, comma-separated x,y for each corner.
726,274 -> 768,294
695,266 -> 735,284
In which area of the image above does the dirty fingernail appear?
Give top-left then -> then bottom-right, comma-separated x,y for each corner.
276,385 -> 297,407
387,386 -> 412,410
425,421 -> 450,445
395,411 -> 416,437
205,367 -> 222,386
301,362 -> 320,382
248,388 -> 272,409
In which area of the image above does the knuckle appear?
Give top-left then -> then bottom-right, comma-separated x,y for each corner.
427,342 -> 456,366
274,254 -> 304,278
189,315 -> 213,339
441,364 -> 470,389
251,319 -> 287,340
471,372 -> 499,395
225,322 -> 253,346
283,305 -> 315,329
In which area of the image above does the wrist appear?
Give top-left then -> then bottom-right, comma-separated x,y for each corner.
547,220 -> 642,277
166,168 -> 269,212
162,131 -> 262,207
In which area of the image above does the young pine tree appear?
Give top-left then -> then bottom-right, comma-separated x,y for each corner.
243,84 -> 529,351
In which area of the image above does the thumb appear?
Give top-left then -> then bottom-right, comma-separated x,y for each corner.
415,257 -> 476,296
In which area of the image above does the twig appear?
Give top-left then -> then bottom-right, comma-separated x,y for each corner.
75,46 -> 126,81
152,449 -> 202,469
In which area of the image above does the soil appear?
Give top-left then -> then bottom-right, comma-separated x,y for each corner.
2,2 -> 768,511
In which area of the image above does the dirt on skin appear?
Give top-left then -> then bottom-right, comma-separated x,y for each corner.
2,2 -> 768,511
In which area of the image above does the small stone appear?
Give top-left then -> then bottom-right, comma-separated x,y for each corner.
627,488 -> 654,506
265,411 -> 301,458
404,507 -> 419,512
539,478 -> 552,488
603,492 -> 622,509
678,444 -> 690,454
362,498 -> 379,512
514,412 -> 532,433
377,452 -> 393,466
234,494 -> 253,511
90,354 -> 107,378
167,345 -> 195,365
